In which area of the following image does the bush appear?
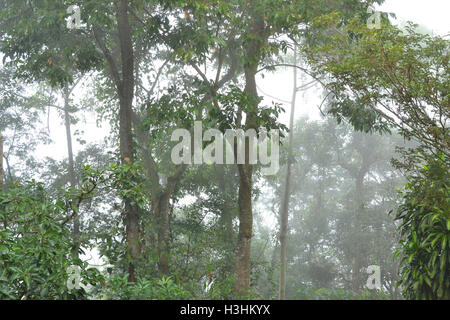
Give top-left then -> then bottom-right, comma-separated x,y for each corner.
0,181 -> 103,299
295,285 -> 389,300
395,153 -> 449,300
102,274 -> 190,300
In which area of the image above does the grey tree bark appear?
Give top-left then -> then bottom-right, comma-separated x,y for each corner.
93,0 -> 141,282
234,10 -> 266,297
63,85 -> 80,257
279,46 -> 298,300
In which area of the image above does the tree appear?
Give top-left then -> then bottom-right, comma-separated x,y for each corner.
265,116 -> 405,299
32,75 -> 87,256
279,45 -> 299,300
228,0 -> 384,296
0,178 -> 103,299
303,15 -> 449,300
303,17 -> 449,156
0,0 -> 150,281
0,64 -> 51,186
6,0 -> 447,301
394,152 -> 449,300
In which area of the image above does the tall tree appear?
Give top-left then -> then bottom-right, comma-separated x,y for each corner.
279,45 -> 298,300
93,0 -> 140,281
0,0 -> 149,281
227,0 -> 381,296
303,14 -> 449,299
62,82 -> 80,255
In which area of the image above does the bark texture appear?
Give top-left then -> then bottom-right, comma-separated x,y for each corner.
279,47 -> 297,300
234,9 -> 266,296
63,87 -> 80,256
93,0 -> 141,282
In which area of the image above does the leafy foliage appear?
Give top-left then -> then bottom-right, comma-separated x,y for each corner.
395,153 -> 449,300
295,285 -> 389,300
0,181 -> 103,299
304,16 -> 449,155
101,275 -> 190,300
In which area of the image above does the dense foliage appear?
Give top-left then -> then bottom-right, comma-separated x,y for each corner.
0,181 -> 102,299
395,153 -> 449,300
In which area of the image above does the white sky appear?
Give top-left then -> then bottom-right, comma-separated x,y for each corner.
377,0 -> 449,36
259,0 -> 450,128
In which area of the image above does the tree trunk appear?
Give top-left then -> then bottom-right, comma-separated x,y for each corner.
234,9 -> 266,297
222,199 -> 234,241
352,171 -> 365,292
117,0 -> 140,282
63,88 -> 80,257
216,165 -> 236,242
235,163 -> 253,296
234,70 -> 257,296
279,47 -> 297,300
234,58 -> 258,297
136,118 -> 186,276
153,191 -> 171,275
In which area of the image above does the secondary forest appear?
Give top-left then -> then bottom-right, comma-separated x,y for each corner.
0,0 -> 448,300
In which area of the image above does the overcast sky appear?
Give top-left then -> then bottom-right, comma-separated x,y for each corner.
378,0 -> 449,36
259,0 -> 450,126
